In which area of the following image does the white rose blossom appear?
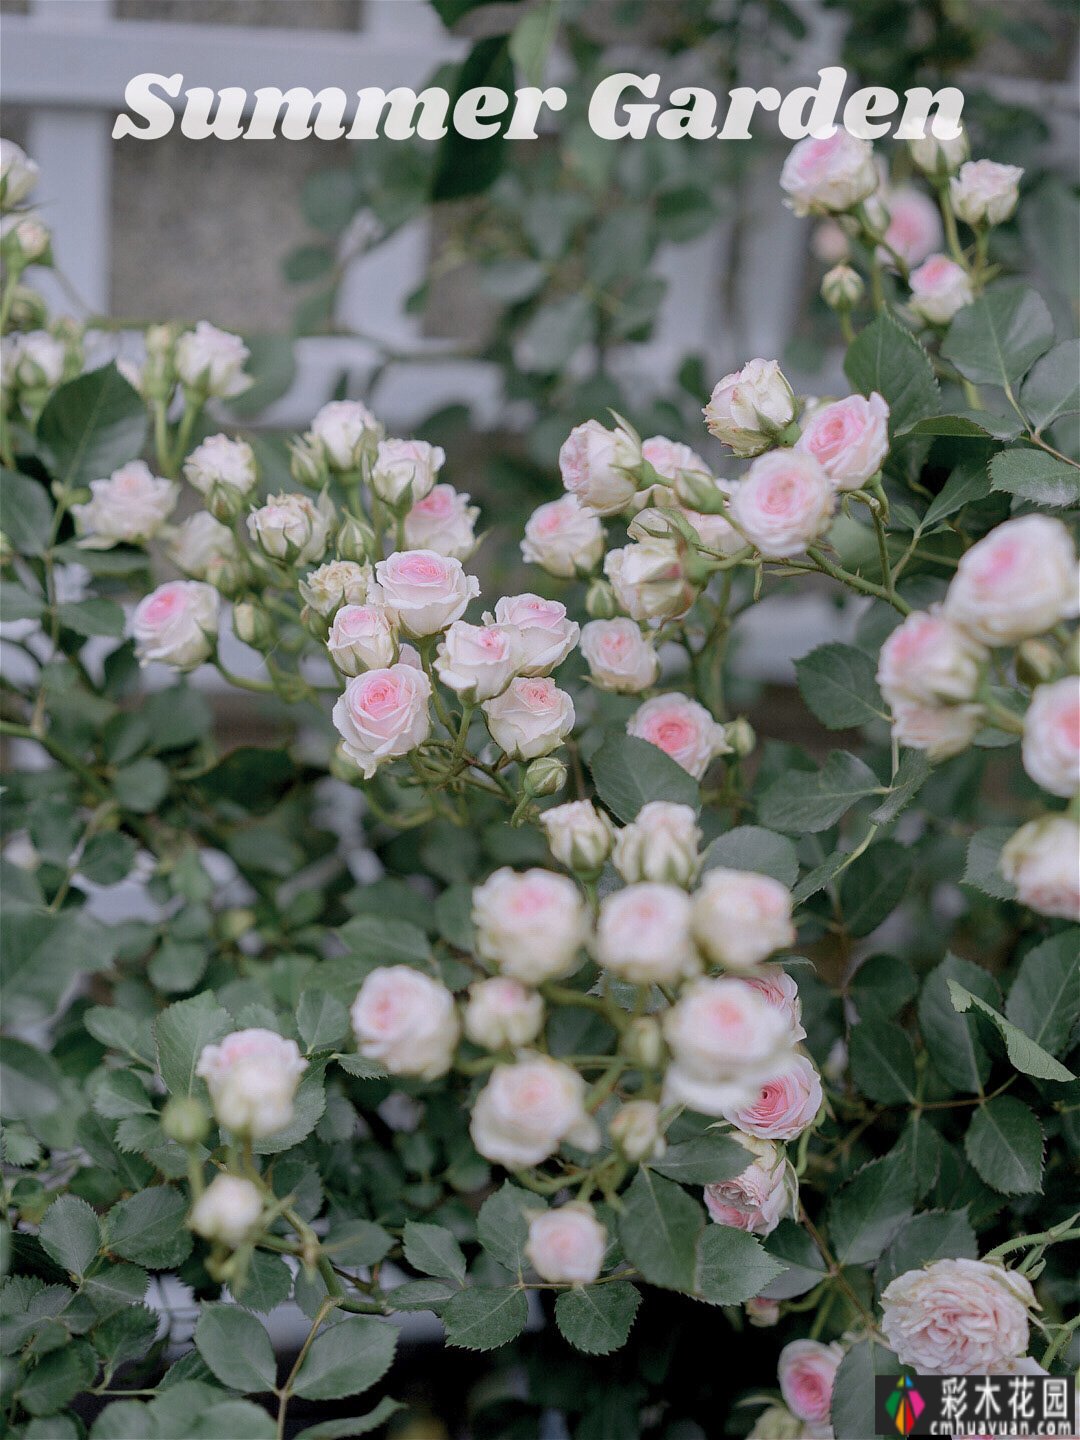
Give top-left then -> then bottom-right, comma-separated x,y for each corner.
350,965 -> 459,1081
299,560 -> 372,617
595,883 -> 701,986
327,604 -> 398,676
167,512 -> 237,583
372,550 -> 479,638
909,128 -> 969,175
539,800 -> 615,874
370,438 -> 445,506
472,867 -> 589,985
794,391 -> 890,491
469,1053 -> 600,1169
735,966 -> 806,1043
881,1258 -> 1037,1375
175,321 -> 251,398
131,580 -> 219,671
908,254 -> 974,325
627,693 -> 731,779
612,801 -> 702,888
521,495 -> 605,577
604,537 -> 694,624
950,160 -> 1023,227
703,359 -> 796,458
491,594 -> 579,675
729,451 -> 836,559
188,1175 -> 264,1250
890,697 -> 983,762
558,417 -> 641,516
331,663 -> 432,778
0,139 -> 39,206
403,484 -> 479,560
195,1028 -> 307,1138
944,516 -> 1078,646
876,609 -> 986,708
580,618 -> 660,693
1022,677 -> 1080,797
780,131 -> 878,216
691,868 -> 796,970
247,492 -> 333,564
1000,816 -> 1080,923
72,460 -> 178,547
525,1205 -> 607,1285
183,433 -> 257,497
609,1100 -> 667,1163
662,977 -> 796,1117
309,399 -> 382,471
704,1133 -> 797,1238
483,676 -> 575,760
463,977 -> 545,1051
434,621 -> 518,701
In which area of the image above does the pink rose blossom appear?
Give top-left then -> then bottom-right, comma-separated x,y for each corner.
729,451 -> 835,558
780,131 -> 877,216
877,608 -> 986,708
944,516 -> 1078,646
372,549 -> 479,637
734,965 -> 806,1043
403,484 -> 479,560
521,494 -> 604,577
1022,677 -> 1080,798
777,1340 -> 845,1426
794,392 -> 889,491
482,676 -> 575,760
627,693 -> 731,779
704,1133 -> 797,1237
493,594 -> 579,675
879,185 -> 942,267
909,254 -> 973,325
331,663 -> 432,778
724,1053 -> 823,1141
881,1258 -> 1036,1375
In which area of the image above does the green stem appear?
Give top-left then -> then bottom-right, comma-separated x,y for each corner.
805,548 -> 911,615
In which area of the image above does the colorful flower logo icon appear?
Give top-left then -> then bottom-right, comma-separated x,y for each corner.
885,1376 -> 925,1437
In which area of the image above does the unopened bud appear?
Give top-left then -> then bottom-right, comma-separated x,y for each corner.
622,1016 -> 665,1071
746,1296 -> 781,1327
205,483 -> 246,526
336,511 -> 376,564
330,742 -> 365,783
0,532 -> 12,566
0,215 -> 51,269
7,285 -> 47,330
162,1096 -> 210,1147
233,600 -> 275,651
1016,638 -> 1059,689
723,717 -> 756,758
585,577 -> 618,620
674,468 -> 727,513
821,263 -> 863,311
609,1100 -> 666,1163
290,435 -> 329,490
525,756 -> 567,798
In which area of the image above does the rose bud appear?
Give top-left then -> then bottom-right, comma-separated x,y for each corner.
539,800 -> 615,874
525,1204 -> 606,1285
909,127 -> 969,175
188,1174 -> 263,1250
463,977 -> 545,1051
0,139 -> 40,207
729,451 -> 835,558
613,801 -> 702,888
8,329 -> 66,390
327,604 -> 397,675
724,1053 -> 823,1141
0,214 -> 52,269
372,549 -> 479,638
585,578 -> 619,621
704,1133 -> 797,1237
1022,677 -> 1080,797
662,977 -> 795,1117
233,600 -> 274,652
881,1258 -> 1036,1375
703,359 -> 796,457
350,965 -> 460,1081
558,417 -> 641,516
779,131 -> 878,216
908,254 -> 974,325
945,516 -> 1079,646
247,492 -> 333,565
777,1340 -> 845,1427
132,580 -> 219,671
196,1028 -> 308,1138
370,437 -> 445,507
638,434 -> 711,505
745,1296 -> 781,1327
627,693 -> 731,779
876,608 -> 986,708
472,867 -> 589,984
299,559 -> 371,618
336,511 -> 377,564
821,263 -> 864,311
161,1096 -> 210,1147
469,1053 -> 600,1168
167,513 -> 238,587
1000,816 -> 1080,922
691,867 -> 796,970
524,756 -> 567,798
734,966 -> 806,1043
623,1016 -> 665,1071
521,494 -> 604,577
183,434 -> 258,513
595,883 -> 701,986
175,321 -> 251,398
404,483 -> 480,560
604,538 -> 695,623
950,159 -> 1023,227
794,391 -> 889,491
288,433 -> 329,489
878,186 -> 942,269
483,677 -> 575,761
72,460 -> 178,548
309,399 -> 383,471
491,594 -> 579,676
580,618 -> 660,694
331,663 -> 432,778
434,620 -> 518,702
609,1100 -> 666,1163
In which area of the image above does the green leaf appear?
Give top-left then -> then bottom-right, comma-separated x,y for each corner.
555,1281 -> 640,1355
431,38 -> 514,201
922,457 -> 993,529
1020,339 -> 1080,430
700,827 -> 798,888
761,1220 -> 829,1299
2,469 -> 54,555
947,982 -> 1074,1082
878,1209 -> 978,1291
292,1400 -> 405,1440
0,579 -> 44,621
849,953 -> 917,1023
1005,933 -> 1080,1058
827,1154 -> 915,1266
402,1220 -> 466,1285
320,1220 -> 393,1269
297,990 -> 349,1053
515,293 -> 596,374
233,1250 -> 293,1314
89,1400 -> 158,1439
477,1182 -> 534,1275
830,1337 -> 899,1440
868,749 -> 931,826
442,1286 -> 528,1351
795,643 -> 886,729
335,1053 -> 387,1080
155,991 -> 231,1098
113,758 -> 169,814
17,1340 -> 97,1417
965,1096 -> 1044,1194
293,1315 -> 397,1400
386,1278 -> 457,1312
194,1303 -> 277,1392
37,364 -> 148,488
843,311 -> 940,434
508,2 -> 558,86
694,1226 -> 785,1305
942,285 -> 1055,389
191,1400 -> 276,1439
650,1131 -> 751,1185
38,1194 -> 101,1277
589,732 -> 700,823
839,840 -> 913,937
57,598 -> 126,638
989,448 -> 1080,508
757,751 -> 881,834
0,1038 -> 64,1120
618,1168 -> 702,1291
900,411 -> 1021,440
106,1186 -> 192,1269
336,914 -> 433,969
79,832 -> 138,886
849,1020 -> 917,1103
918,954 -> 999,1093
962,826 -> 1016,900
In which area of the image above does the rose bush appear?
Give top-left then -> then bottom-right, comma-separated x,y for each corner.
0,123 -> 1077,1440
